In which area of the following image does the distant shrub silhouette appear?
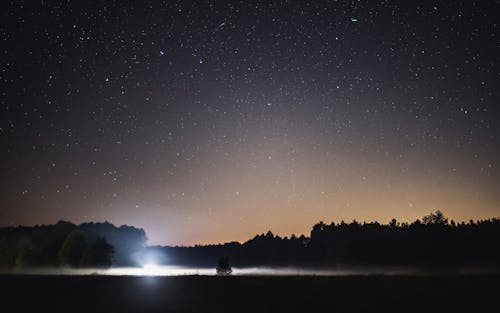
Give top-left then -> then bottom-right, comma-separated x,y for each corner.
216,257 -> 232,275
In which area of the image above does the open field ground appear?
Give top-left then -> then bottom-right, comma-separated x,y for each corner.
0,274 -> 498,312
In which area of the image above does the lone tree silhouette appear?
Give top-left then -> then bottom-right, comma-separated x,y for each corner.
216,257 -> 232,275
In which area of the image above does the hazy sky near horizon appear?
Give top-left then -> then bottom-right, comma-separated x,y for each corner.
1,1 -> 499,245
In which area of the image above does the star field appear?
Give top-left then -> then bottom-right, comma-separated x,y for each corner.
1,0 -> 499,245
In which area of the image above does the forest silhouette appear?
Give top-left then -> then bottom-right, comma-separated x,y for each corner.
0,221 -> 145,268
1,211 -> 499,270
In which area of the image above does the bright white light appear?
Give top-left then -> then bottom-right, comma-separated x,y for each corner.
142,263 -> 161,276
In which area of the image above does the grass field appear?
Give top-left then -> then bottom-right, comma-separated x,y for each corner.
0,274 -> 497,312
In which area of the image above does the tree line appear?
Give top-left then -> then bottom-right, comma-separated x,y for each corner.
148,211 -> 500,269
1,211 -> 499,269
0,221 -> 146,269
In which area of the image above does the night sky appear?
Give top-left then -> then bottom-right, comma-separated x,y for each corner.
1,1 -> 499,245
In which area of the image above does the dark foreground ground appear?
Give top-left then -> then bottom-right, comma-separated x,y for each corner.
0,274 -> 498,312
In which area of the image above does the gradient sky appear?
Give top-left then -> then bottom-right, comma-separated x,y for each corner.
1,1 -> 499,245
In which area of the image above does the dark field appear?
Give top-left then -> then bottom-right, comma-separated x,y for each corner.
1,274 -> 498,312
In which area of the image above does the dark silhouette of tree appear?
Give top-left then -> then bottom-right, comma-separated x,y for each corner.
422,210 -> 448,225
80,237 -> 114,268
79,222 -> 147,266
0,238 -> 15,268
389,218 -> 398,228
15,247 -> 44,268
216,257 -> 232,275
58,230 -> 88,267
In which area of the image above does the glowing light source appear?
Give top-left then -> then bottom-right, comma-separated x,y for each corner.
142,263 -> 162,276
